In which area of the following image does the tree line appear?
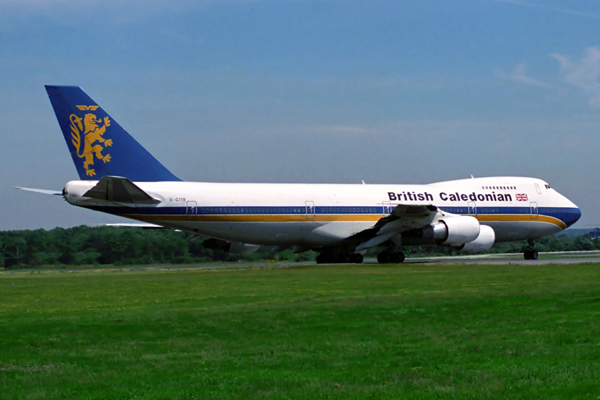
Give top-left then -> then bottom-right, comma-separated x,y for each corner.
0,226 -> 597,268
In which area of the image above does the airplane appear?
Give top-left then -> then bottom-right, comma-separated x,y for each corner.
16,85 -> 582,263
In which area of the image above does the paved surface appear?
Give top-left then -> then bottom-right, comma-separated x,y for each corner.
3,252 -> 600,274
402,251 -> 600,265
404,257 -> 600,265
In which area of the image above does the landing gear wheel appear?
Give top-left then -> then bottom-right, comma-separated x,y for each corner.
523,248 -> 539,260
317,253 -> 335,264
317,251 -> 360,264
377,251 -> 405,264
339,254 -> 353,264
377,252 -> 391,264
352,253 -> 364,264
523,239 -> 538,261
391,252 -> 405,264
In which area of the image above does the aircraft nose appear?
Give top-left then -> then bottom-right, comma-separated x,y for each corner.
564,207 -> 582,228
560,195 -> 581,228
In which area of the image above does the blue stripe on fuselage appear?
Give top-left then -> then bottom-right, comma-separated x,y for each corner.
84,205 -> 581,228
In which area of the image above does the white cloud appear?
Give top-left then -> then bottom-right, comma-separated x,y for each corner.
492,0 -> 600,21
499,62 -> 552,88
551,47 -> 600,109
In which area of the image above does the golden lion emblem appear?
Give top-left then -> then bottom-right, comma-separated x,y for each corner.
70,112 -> 113,177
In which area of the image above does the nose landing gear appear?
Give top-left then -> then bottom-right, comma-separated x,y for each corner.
523,240 -> 538,260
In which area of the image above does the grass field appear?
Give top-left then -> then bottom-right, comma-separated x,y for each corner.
1,263 -> 599,399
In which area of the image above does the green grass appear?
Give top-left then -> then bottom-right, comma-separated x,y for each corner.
1,263 -> 600,399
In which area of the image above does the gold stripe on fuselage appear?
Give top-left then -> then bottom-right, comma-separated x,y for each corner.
122,213 -> 567,229
123,214 -> 382,222
475,214 -> 567,230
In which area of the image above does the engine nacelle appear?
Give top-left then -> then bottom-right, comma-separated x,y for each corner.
458,225 -> 495,252
421,216 -> 480,246
203,238 -> 260,254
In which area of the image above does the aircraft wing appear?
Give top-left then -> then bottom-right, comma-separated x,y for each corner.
354,204 -> 439,251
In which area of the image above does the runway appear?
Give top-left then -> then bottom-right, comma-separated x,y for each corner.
401,251 -> 600,265
3,251 -> 600,274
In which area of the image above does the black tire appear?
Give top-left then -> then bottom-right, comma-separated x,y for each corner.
391,252 -> 405,264
352,253 -> 364,264
531,250 -> 538,260
339,254 -> 353,264
377,252 -> 390,264
524,248 -> 539,260
399,252 -> 405,263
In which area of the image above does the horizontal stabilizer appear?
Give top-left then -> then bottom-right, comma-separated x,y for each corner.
83,176 -> 160,205
14,186 -> 62,196
97,223 -> 166,229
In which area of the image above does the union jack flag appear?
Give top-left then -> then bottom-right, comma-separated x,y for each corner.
516,194 -> 528,201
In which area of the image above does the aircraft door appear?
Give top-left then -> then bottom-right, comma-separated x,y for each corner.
186,201 -> 197,220
382,201 -> 392,215
305,201 -> 315,220
530,202 -> 538,220
468,202 -> 477,215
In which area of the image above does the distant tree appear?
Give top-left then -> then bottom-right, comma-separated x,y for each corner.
2,226 -> 600,268
574,235 -> 595,251
2,232 -> 26,259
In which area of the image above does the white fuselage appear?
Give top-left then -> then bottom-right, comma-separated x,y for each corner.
63,176 -> 581,248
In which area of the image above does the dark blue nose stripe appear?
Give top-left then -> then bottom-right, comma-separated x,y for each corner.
562,208 -> 582,228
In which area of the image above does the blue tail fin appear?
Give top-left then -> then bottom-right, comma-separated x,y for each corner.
45,85 -> 181,182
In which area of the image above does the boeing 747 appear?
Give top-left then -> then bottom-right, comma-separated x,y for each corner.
17,86 -> 582,263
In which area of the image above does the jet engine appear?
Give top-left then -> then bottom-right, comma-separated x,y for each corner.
458,225 -> 495,252
419,216 -> 480,246
202,238 -> 260,254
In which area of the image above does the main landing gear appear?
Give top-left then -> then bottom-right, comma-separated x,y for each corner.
377,251 -> 405,264
523,240 -> 539,260
316,250 -> 363,264
315,246 -> 405,265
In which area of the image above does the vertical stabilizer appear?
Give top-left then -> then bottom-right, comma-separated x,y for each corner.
45,85 -> 181,182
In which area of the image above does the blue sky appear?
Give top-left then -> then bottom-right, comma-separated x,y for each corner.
1,0 -> 599,230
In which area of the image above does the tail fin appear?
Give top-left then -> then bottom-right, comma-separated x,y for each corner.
45,85 -> 181,182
